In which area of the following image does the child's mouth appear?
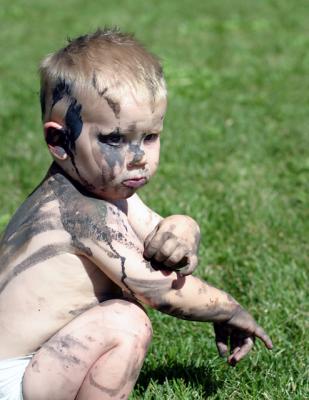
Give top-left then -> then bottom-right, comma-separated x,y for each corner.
122,177 -> 147,188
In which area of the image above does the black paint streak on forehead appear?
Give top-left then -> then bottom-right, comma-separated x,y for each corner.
92,71 -> 98,90
52,78 -> 72,108
145,75 -> 157,102
104,96 -> 121,119
92,71 -> 108,97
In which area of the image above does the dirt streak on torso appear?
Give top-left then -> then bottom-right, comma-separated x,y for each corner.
0,166 -> 124,359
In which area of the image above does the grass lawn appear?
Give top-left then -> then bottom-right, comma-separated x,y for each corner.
0,0 -> 308,398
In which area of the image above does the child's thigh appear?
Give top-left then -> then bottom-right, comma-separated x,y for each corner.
22,299 -> 152,400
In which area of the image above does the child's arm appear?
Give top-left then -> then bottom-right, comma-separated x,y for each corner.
81,209 -> 272,365
126,194 -> 200,275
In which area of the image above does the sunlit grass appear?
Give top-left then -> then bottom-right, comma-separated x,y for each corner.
0,1 -> 308,398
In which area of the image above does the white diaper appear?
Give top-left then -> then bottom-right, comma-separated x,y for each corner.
0,354 -> 33,400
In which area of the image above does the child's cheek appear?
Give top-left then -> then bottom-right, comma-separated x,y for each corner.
97,144 -> 125,181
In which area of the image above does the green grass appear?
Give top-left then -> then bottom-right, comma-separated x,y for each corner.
0,0 -> 308,398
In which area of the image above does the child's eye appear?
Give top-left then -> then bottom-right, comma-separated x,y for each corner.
144,134 -> 159,143
98,132 -> 124,146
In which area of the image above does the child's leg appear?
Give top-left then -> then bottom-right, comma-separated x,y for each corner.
22,299 -> 152,400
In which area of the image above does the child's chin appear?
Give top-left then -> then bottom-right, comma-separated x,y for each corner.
96,186 -> 136,201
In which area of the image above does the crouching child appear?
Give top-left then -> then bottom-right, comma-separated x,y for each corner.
0,28 -> 272,400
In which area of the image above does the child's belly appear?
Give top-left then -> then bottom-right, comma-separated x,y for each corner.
0,252 -> 122,359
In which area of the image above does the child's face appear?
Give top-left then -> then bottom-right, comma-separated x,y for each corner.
65,90 -> 167,200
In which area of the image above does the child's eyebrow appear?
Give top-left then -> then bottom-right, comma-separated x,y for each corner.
97,128 -> 121,136
126,123 -> 137,134
96,127 -> 162,137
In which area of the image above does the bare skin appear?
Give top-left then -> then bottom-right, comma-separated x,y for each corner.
0,165 -> 200,399
0,81 -> 272,399
22,300 -> 153,400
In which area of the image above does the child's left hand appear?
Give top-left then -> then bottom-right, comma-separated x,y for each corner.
143,215 -> 200,275
213,306 -> 273,366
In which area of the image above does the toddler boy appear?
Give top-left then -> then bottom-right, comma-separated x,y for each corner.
0,28 -> 272,400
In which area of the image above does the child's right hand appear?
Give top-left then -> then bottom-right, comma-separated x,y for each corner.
213,306 -> 273,366
143,215 -> 200,275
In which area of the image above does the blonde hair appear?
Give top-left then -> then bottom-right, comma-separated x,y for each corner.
39,27 -> 167,121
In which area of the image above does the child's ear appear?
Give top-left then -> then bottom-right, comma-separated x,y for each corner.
44,121 -> 68,161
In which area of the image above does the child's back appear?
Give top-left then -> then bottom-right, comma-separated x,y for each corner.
0,164 -> 123,358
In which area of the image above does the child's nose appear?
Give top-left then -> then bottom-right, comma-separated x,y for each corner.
127,144 -> 146,168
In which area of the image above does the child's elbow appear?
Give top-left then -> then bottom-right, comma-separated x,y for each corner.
127,272 -> 185,309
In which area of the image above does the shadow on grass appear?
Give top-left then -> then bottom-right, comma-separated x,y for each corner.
135,362 -> 222,397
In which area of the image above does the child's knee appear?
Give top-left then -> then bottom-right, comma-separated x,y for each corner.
126,303 -> 153,348
102,299 -> 153,346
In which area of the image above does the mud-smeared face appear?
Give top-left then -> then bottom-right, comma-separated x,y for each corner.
55,86 -> 167,200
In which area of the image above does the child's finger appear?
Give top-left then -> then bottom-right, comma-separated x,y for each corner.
255,325 -> 273,349
145,230 -> 173,259
227,347 -> 240,366
217,341 -> 229,357
214,324 -> 229,357
164,247 -> 188,268
228,337 -> 254,365
154,239 -> 178,262
145,230 -> 178,260
144,227 -> 159,258
177,254 -> 198,275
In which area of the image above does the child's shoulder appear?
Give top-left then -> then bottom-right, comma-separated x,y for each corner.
1,176 -> 61,244
48,169 -> 130,247
1,164 -> 137,260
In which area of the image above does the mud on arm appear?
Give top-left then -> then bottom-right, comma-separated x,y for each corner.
76,205 -> 272,365
127,194 -> 200,275
81,208 -> 267,324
